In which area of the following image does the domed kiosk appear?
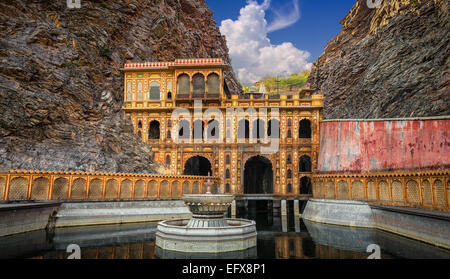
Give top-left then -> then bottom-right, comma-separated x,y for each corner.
156,177 -> 257,255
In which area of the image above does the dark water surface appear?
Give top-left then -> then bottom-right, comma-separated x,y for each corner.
0,204 -> 449,259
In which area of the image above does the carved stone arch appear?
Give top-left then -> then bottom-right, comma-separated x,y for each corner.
351,180 -> 364,200
120,179 -> 133,199
89,178 -> 103,199
326,180 -> 335,198
406,179 -> 420,204
433,179 -> 445,207
392,179 -> 404,202
299,154 -> 312,172
243,154 -> 274,194
134,180 -> 146,199
71,178 -> 87,200
172,181 -> 181,198
177,73 -> 190,96
52,177 -> 69,200
160,180 -> 170,198
31,177 -> 50,200
9,177 -> 29,200
299,118 -> 312,138
182,153 -> 214,175
242,153 -> 275,171
337,180 -> 349,200
105,179 -> 119,199
182,181 -> 191,194
422,179 -> 432,205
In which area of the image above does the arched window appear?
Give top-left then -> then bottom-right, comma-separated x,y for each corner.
127,81 -> 132,101
148,121 -> 160,140
225,184 -> 230,193
287,118 -> 292,127
167,92 -> 172,99
207,119 -> 220,140
193,120 -> 205,140
166,155 -> 171,166
167,120 -> 172,128
299,119 -> 311,138
137,81 -> 143,100
138,120 -> 142,129
167,130 -> 171,139
207,73 -> 220,97
268,119 -> 280,138
252,119 -> 265,139
192,73 -> 205,97
149,81 -> 160,100
300,177 -> 312,194
287,169 -> 292,178
299,155 -> 312,172
226,169 -> 230,179
287,129 -> 292,138
238,119 -> 250,139
177,74 -> 190,97
226,155 -> 230,164
287,184 -> 292,193
178,120 -> 191,140
287,154 -> 292,164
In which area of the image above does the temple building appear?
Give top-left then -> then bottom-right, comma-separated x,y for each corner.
121,58 -> 324,198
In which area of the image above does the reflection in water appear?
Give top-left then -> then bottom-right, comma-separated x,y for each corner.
0,201 -> 449,259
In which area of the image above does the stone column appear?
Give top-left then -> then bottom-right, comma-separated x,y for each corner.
231,200 -> 236,218
294,199 -> 300,218
281,199 -> 287,217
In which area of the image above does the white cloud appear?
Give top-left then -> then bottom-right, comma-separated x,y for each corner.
220,0 -> 312,85
267,0 -> 300,32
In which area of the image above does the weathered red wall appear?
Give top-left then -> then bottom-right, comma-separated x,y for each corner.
318,118 -> 450,173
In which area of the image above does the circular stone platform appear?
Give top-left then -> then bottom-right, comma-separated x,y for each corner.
155,194 -> 257,253
156,218 -> 257,253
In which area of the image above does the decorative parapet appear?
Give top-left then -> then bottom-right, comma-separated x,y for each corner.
313,170 -> 449,211
122,58 -> 226,70
0,170 -> 220,202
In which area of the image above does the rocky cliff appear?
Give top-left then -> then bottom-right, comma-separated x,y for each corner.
0,0 -> 241,173
308,0 -> 449,119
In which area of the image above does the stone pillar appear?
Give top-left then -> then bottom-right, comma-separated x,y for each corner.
231,200 -> 236,218
281,199 -> 287,217
294,199 -> 300,218
273,200 -> 281,217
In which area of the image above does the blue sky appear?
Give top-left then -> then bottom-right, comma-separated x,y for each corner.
205,0 -> 356,84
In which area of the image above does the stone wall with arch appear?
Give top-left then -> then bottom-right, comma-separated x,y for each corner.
0,170 -> 219,202
313,170 -> 449,210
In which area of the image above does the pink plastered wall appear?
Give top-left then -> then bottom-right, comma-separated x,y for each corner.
317,119 -> 450,173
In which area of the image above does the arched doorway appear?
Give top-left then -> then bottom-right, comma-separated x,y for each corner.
244,156 -> 273,194
300,176 -> 313,194
183,156 -> 212,176
299,155 -> 312,172
148,120 -> 160,139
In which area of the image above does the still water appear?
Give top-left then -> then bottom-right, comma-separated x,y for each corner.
0,201 -> 449,259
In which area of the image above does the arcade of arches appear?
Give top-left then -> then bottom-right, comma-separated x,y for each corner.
122,58 -> 323,197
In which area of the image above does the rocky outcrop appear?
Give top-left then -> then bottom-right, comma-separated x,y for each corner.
0,0 -> 241,172
308,0 -> 449,119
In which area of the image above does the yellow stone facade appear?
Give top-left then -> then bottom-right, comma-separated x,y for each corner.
121,59 -> 324,197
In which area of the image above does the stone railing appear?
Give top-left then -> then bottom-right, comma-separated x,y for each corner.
0,170 -> 219,202
313,170 -> 449,211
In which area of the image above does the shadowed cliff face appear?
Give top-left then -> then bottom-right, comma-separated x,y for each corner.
0,0 -> 241,172
308,0 -> 449,119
